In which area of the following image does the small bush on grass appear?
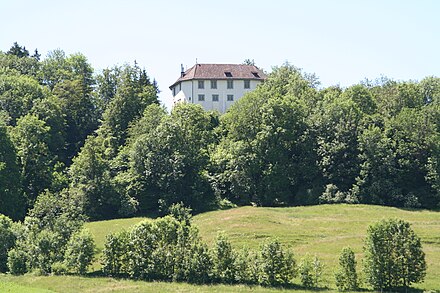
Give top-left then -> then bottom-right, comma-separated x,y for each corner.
64,228 -> 96,275
364,218 -> 426,291
7,248 -> 28,275
212,232 -> 236,283
259,239 -> 296,286
0,214 -> 16,272
299,254 -> 324,288
335,246 -> 358,291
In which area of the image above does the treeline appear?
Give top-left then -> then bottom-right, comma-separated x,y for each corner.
1,42 -> 440,222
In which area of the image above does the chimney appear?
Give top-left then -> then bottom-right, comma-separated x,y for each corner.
181,64 -> 185,77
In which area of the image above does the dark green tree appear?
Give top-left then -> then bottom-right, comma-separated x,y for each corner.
6,42 -> 29,58
0,122 -> 24,219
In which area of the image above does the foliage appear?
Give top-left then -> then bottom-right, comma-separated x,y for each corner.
334,247 -> 358,291
101,230 -> 130,276
63,229 -> 95,275
364,218 -> 426,290
8,190 -> 86,275
212,232 -> 236,283
7,248 -> 28,275
2,41 -> 440,225
0,122 -> 24,220
10,114 -> 53,206
298,255 -> 323,288
0,214 -> 16,272
259,239 -> 296,286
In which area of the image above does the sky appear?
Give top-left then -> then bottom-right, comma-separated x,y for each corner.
1,0 -> 439,109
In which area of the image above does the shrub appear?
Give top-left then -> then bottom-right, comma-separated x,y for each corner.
7,248 -> 28,275
101,230 -> 130,276
334,247 -> 358,291
0,214 -> 16,272
51,261 -> 68,275
212,232 -> 236,283
364,218 -> 426,290
186,242 -> 213,284
233,247 -> 255,284
259,239 -> 296,286
299,254 -> 323,288
64,228 -> 96,275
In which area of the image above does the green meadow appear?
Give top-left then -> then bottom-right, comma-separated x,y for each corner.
1,204 -> 440,292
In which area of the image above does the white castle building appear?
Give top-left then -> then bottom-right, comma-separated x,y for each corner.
169,63 -> 267,113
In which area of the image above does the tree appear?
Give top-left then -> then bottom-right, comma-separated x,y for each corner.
0,122 -> 24,220
334,247 -> 358,291
6,42 -> 29,58
354,125 -> 398,205
0,74 -> 47,125
126,103 -> 216,212
364,218 -> 426,290
69,136 -> 127,220
312,96 -> 362,193
212,65 -> 316,206
97,63 -> 159,156
10,114 -> 53,206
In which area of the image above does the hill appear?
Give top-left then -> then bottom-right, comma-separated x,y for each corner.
1,204 -> 439,292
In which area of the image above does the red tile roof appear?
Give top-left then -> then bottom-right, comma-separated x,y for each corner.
170,64 -> 267,89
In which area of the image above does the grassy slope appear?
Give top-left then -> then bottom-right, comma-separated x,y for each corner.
2,204 -> 440,292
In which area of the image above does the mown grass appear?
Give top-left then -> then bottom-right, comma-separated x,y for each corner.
2,204 -> 440,292
0,275 -> 341,293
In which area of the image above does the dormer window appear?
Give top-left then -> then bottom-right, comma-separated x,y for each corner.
225,72 -> 232,77
252,72 -> 260,78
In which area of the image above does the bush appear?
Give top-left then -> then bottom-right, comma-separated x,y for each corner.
7,248 -> 28,275
334,247 -> 358,291
0,214 -> 16,272
64,228 -> 96,275
364,218 -> 426,290
298,254 -> 323,288
233,247 -> 256,284
212,232 -> 236,283
102,230 -> 130,276
186,242 -> 213,284
259,239 -> 296,286
51,261 -> 68,275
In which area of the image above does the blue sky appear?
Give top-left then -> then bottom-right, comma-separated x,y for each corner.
2,0 -> 439,109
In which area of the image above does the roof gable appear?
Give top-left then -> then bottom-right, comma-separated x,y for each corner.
170,63 -> 267,88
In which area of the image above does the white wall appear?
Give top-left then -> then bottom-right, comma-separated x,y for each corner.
172,79 -> 262,113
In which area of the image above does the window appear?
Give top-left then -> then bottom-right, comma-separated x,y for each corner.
227,80 -> 233,89
244,80 -> 250,89
173,87 -> 176,96
211,80 -> 217,89
198,80 -> 204,89
212,94 -> 219,102
227,94 -> 234,101
225,71 -> 232,77
252,72 -> 260,78
198,94 -> 205,101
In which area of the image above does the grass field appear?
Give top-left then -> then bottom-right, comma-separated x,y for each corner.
1,204 -> 440,292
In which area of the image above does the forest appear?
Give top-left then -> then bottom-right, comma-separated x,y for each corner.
1,42 -> 440,223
